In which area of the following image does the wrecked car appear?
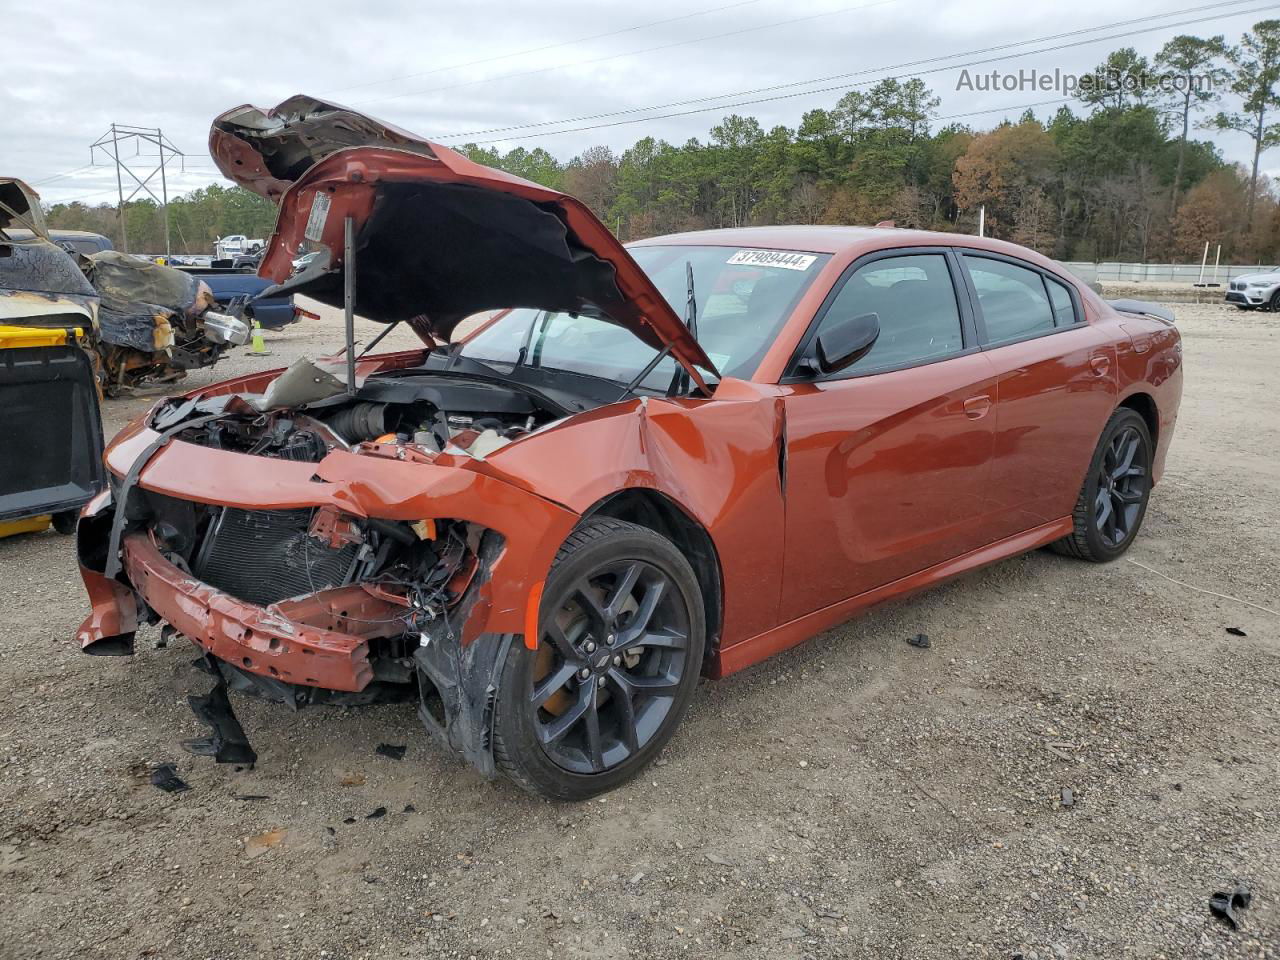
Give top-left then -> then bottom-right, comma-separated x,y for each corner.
82,250 -> 251,392
0,179 -> 106,539
0,178 -> 250,395
75,97 -> 1183,800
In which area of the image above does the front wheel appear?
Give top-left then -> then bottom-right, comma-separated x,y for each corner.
493,519 -> 705,800
1052,408 -> 1152,562
51,510 -> 78,535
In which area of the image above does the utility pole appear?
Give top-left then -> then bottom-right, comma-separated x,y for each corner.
90,125 -> 185,256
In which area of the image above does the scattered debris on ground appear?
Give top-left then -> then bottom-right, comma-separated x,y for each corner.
148,763 -> 189,794
1209,884 -> 1253,930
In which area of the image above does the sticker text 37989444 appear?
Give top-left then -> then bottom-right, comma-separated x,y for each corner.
726,249 -> 816,271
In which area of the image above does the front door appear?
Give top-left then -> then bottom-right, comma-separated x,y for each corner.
778,250 -> 998,624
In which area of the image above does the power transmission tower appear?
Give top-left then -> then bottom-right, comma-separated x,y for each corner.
90,124 -> 185,255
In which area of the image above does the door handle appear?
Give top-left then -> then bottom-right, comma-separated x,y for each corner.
1090,355 -> 1111,377
963,395 -> 992,419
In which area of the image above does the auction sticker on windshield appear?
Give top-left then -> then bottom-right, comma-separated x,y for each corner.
727,249 -> 816,271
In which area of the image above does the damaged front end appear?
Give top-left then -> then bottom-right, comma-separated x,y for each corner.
76,358 -> 578,775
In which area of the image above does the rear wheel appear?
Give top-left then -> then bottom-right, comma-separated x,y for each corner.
1052,408 -> 1152,562
493,519 -> 704,800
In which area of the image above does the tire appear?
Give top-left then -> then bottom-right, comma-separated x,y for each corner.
1270,290 -> 1280,312
492,518 -> 705,800
1052,408 -> 1153,562
51,510 -> 78,535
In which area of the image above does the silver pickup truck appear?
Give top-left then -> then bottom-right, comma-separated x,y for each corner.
1225,269 -> 1280,309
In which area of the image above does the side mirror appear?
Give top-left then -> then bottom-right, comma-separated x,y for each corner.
813,311 -> 880,374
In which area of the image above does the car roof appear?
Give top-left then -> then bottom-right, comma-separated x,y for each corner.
627,225 -> 1061,267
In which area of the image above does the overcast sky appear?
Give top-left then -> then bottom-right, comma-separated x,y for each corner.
4,0 -> 1275,205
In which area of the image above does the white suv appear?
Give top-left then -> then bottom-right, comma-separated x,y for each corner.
1225,269 -> 1280,310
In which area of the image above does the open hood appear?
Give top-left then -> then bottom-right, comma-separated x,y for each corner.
209,96 -> 715,386
0,178 -> 49,241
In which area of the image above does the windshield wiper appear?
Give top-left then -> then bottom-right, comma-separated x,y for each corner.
512,309 -> 542,371
666,261 -> 699,396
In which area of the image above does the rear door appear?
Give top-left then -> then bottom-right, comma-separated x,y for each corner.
778,249 -> 998,623
957,253 -> 1117,541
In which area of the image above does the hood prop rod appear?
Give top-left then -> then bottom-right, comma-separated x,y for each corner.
343,215 -> 357,396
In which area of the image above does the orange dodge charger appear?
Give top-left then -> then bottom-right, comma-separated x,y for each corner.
77,97 -> 1182,799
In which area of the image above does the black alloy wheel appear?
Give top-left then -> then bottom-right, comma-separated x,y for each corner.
1093,424 -> 1148,548
1053,407 -> 1153,562
493,519 -> 705,800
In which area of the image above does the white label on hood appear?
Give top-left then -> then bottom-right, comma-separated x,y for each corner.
727,249 -> 816,271
304,191 -> 331,242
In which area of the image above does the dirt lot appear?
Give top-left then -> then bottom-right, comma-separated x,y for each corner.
1,299 -> 1277,960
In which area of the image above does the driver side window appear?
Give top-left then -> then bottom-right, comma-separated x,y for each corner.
814,254 -> 964,377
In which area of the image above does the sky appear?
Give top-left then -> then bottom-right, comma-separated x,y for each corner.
4,0 -> 1277,206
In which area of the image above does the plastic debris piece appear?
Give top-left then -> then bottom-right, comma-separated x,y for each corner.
375,743 -> 407,760
1209,885 -> 1252,930
1060,787 -> 1074,808
1225,627 -> 1247,637
183,671 -> 257,766
366,806 -> 388,819
907,633 -> 930,649
150,763 -> 189,793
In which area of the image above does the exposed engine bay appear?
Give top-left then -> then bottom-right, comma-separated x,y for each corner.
160,356 -> 566,462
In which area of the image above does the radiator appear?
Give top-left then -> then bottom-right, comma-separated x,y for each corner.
192,507 -> 359,606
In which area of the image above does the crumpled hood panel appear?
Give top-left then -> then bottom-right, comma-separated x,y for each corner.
209,96 -> 714,379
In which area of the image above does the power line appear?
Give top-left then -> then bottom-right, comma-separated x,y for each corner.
351,0 -> 901,107
439,0 -> 1265,142
320,0 -> 766,96
450,1 -> 1279,145
27,164 -> 95,187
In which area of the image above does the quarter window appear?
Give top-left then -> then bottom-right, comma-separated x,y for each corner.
1046,276 -> 1078,326
964,257 -> 1055,344
812,254 -> 963,375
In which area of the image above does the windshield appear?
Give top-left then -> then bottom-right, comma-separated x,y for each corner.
457,244 -> 830,391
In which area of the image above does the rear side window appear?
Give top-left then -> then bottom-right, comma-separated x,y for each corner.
1046,277 -> 1078,326
964,257 -> 1055,344
812,253 -> 963,375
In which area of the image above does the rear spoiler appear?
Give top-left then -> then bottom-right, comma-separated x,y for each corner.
1107,299 -> 1176,324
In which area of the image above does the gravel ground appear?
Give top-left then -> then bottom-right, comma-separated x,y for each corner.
0,299 -> 1277,960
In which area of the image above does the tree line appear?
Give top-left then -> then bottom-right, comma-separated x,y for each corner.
44,20 -> 1280,265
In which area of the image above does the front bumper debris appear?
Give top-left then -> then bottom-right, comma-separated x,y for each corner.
119,531 -> 383,692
